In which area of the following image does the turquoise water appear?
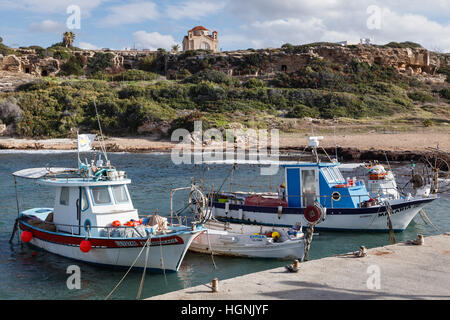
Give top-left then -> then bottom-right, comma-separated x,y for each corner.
0,151 -> 448,300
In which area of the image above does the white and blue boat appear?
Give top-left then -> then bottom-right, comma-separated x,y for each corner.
209,137 -> 438,232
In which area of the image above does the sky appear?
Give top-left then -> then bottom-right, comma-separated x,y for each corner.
0,0 -> 449,52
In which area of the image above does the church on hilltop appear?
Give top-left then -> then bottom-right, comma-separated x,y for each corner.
182,26 -> 218,52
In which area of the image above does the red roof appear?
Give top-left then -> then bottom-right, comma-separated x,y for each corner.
189,26 -> 209,32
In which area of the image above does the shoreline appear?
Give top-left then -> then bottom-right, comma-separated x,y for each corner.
0,132 -> 449,163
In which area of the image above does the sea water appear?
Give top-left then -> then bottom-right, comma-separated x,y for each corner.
0,151 -> 448,299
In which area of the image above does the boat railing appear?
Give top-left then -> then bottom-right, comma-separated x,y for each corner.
22,218 -> 182,239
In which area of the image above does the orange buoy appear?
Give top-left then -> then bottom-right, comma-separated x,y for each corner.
112,220 -> 121,227
80,240 -> 92,253
21,231 -> 33,243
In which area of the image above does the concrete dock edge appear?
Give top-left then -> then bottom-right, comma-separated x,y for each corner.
148,233 -> 450,300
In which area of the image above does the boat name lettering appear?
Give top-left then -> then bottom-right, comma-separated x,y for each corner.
378,205 -> 412,217
115,241 -> 138,247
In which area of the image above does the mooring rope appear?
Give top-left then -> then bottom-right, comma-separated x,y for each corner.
105,236 -> 151,300
159,237 -> 168,286
136,235 -> 151,300
419,209 -> 440,232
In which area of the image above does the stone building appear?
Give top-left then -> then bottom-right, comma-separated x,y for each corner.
182,26 -> 218,52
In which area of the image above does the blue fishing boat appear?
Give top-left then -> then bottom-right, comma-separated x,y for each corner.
208,137 -> 438,232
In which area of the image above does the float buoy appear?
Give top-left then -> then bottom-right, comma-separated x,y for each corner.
112,220 -> 121,227
271,231 -> 280,240
80,240 -> 92,253
304,205 -> 323,224
21,231 -> 32,243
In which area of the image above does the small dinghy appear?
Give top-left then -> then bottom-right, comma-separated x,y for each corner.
189,220 -> 306,260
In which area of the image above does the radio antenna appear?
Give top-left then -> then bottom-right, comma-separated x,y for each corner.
93,100 -> 109,162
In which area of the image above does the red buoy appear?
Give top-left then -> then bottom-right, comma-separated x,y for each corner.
303,205 -> 322,223
80,240 -> 92,253
21,231 -> 33,243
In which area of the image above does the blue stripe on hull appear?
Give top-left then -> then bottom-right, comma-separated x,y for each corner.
213,197 -> 435,216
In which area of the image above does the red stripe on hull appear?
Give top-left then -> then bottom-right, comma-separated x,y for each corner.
19,221 -> 184,248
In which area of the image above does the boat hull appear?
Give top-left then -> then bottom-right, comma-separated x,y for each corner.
19,220 -> 203,272
190,231 -> 305,260
211,197 -> 436,232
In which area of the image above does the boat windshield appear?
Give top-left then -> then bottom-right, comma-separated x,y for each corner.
112,185 -> 129,203
91,186 -> 111,205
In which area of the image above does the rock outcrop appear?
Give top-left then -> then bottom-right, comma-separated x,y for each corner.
0,44 -> 448,80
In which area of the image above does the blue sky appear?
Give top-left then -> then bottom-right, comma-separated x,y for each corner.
0,0 -> 449,52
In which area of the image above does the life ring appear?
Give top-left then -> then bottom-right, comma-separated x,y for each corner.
304,205 -> 323,223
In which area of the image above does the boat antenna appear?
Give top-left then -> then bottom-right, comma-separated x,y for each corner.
93,99 -> 109,163
334,126 -> 338,161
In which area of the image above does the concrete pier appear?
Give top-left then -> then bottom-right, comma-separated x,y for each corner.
149,234 -> 450,300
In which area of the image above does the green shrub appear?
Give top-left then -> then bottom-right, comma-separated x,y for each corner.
59,56 -> 84,76
423,119 -> 433,127
439,88 -> 450,99
244,78 -> 265,88
107,69 -> 158,81
87,52 -> 114,74
184,70 -> 236,86
407,90 -> 435,102
286,104 -> 319,118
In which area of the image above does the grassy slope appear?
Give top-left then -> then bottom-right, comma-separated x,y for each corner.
0,57 -> 449,139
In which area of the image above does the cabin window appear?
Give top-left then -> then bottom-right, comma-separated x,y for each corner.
301,169 -> 317,207
60,187 -> 70,206
81,188 -> 89,211
91,187 -> 111,205
112,185 -> 129,203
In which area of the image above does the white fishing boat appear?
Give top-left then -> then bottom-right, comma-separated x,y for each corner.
11,135 -> 204,272
189,220 -> 305,260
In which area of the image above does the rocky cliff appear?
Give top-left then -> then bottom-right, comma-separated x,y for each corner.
1,44 -> 448,80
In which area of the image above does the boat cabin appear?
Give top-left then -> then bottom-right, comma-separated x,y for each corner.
38,177 -> 139,237
283,162 -> 370,209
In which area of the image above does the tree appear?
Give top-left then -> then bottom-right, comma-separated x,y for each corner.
63,32 -> 75,48
171,44 -> 180,53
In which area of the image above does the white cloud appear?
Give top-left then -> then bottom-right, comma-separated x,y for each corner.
132,31 -> 178,50
99,2 -> 159,26
222,0 -> 450,52
78,41 -> 99,50
29,19 -> 66,33
165,1 -> 225,20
